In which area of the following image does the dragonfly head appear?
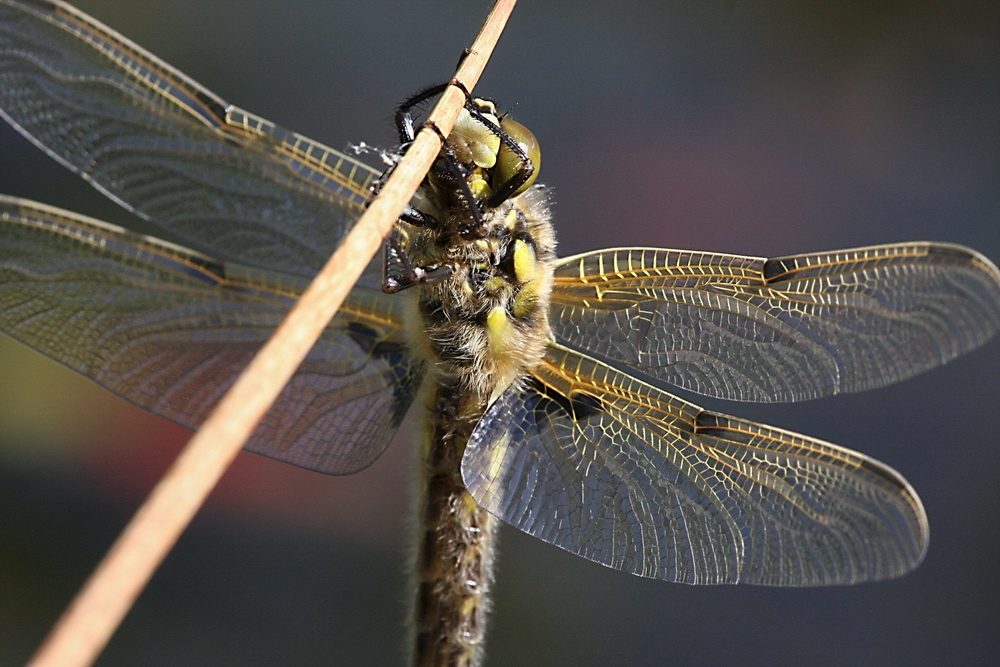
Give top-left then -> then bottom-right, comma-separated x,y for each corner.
443,98 -> 541,206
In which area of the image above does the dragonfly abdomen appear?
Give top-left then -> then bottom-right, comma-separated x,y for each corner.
412,380 -> 498,667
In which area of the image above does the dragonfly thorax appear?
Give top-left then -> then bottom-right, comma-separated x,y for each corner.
404,185 -> 556,403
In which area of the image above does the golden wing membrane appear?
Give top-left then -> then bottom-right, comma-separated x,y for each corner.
463,342 -> 927,585
0,0 -> 380,275
0,196 -> 421,473
550,245 -> 1000,402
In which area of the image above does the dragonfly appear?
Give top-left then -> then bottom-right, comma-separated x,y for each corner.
2,1 -> 999,663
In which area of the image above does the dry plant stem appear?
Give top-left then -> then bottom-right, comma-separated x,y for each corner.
27,2 -> 517,666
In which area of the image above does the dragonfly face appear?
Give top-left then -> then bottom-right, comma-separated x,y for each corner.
2,0 -> 999,595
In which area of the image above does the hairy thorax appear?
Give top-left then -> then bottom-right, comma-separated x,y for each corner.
404,185 -> 556,404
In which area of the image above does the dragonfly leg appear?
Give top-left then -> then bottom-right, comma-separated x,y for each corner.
382,235 -> 455,294
394,82 -> 453,143
398,205 -> 438,228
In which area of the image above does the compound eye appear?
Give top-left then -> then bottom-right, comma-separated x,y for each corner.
494,117 -> 541,197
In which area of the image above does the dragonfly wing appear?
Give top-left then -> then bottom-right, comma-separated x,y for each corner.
463,342 -> 927,585
0,0 -> 380,276
0,196 -> 422,474
550,244 -> 1000,401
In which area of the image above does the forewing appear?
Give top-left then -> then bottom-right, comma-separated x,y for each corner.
463,343 -> 927,585
550,244 -> 1000,401
0,0 -> 381,275
0,196 -> 422,474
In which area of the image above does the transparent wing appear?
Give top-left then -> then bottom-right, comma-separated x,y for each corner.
0,0 -> 380,275
550,244 -> 1000,402
464,342 -> 927,586
0,196 -> 423,474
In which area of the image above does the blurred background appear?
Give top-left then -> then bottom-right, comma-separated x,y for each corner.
1,1 -> 997,665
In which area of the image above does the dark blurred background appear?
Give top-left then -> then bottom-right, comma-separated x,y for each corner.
1,1 -> 998,665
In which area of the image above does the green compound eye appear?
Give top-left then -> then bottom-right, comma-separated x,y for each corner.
494,117 -> 541,197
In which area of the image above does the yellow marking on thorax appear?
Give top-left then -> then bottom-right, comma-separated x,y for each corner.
486,306 -> 516,354
504,208 -> 519,231
512,238 -> 536,283
483,276 -> 507,294
511,238 -> 540,318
